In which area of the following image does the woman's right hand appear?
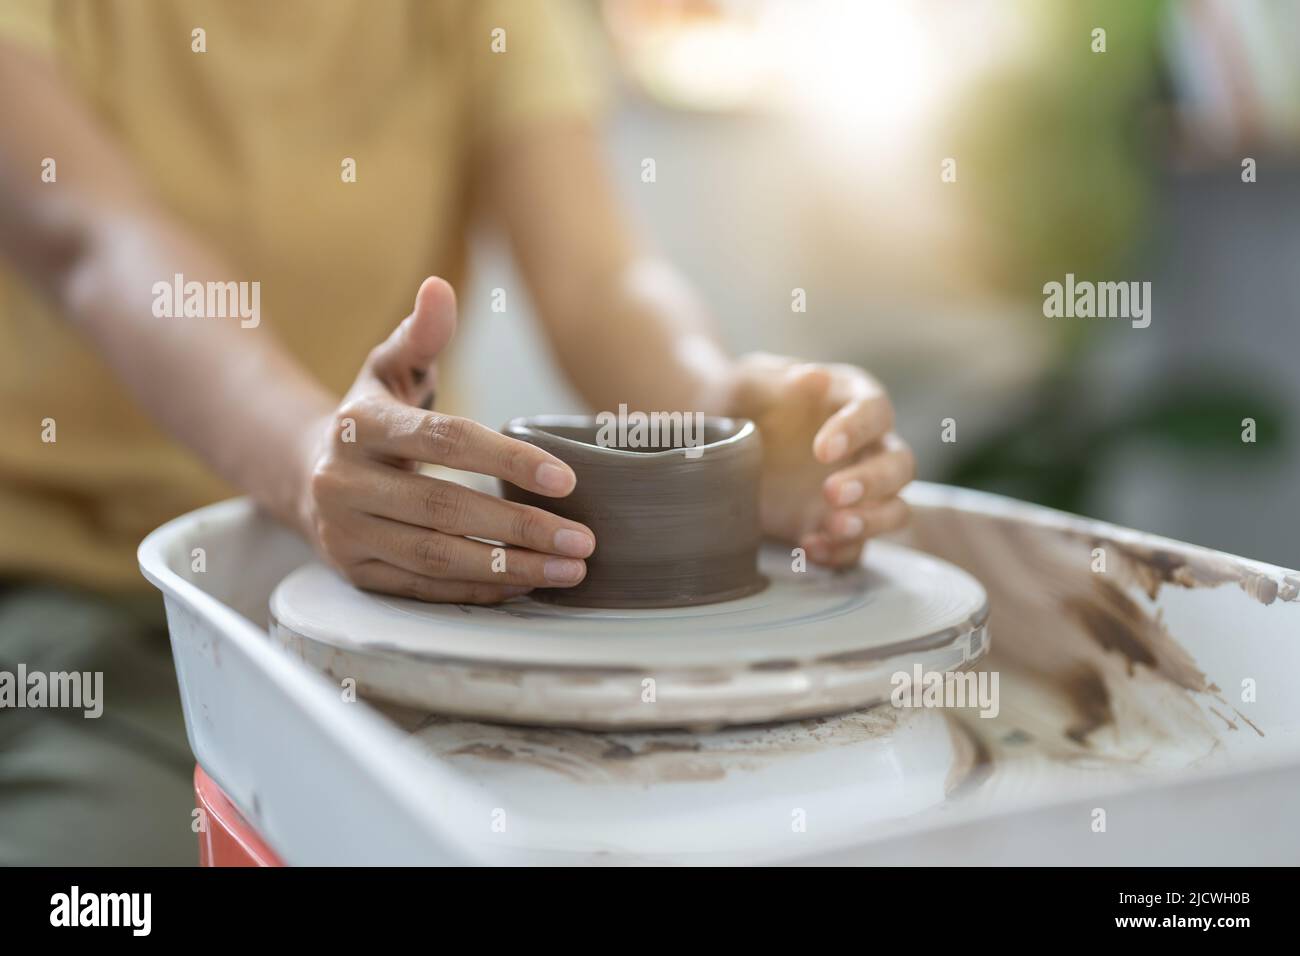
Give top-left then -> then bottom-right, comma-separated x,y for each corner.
297,277 -> 594,604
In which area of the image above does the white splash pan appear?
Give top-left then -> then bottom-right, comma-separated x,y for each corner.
139,483 -> 1300,864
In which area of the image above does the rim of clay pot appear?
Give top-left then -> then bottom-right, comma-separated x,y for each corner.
503,414 -> 756,458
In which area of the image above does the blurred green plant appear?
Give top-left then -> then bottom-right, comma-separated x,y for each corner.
935,0 -> 1290,512
948,0 -> 1170,337
943,368 -> 1287,514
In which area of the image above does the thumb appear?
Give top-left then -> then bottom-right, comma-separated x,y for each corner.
368,276 -> 458,405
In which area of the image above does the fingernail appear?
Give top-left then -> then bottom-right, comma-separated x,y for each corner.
535,462 -> 574,494
836,479 -> 864,506
823,433 -> 848,463
553,529 -> 594,557
544,557 -> 585,584
837,514 -> 864,539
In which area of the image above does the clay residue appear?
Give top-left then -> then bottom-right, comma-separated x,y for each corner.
1064,582 -> 1212,693
448,743 -> 516,761
943,715 -> 994,797
892,498 -> 1287,761
1102,539 -> 1286,606
601,740 -> 701,759
814,616 -> 984,667
1234,709 -> 1264,738
1208,708 -> 1238,732
1061,668 -> 1114,745
394,706 -> 906,785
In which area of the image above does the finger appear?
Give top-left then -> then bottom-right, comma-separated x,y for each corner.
346,402 -> 577,496
355,513 -> 588,587
822,435 -> 915,506
822,496 -> 910,542
783,362 -> 833,401
813,381 -> 893,464
347,560 -> 533,605
346,464 -> 595,557
822,539 -> 869,568
362,277 -> 458,405
799,532 -> 865,569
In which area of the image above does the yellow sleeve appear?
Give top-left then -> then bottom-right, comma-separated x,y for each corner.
0,0 -> 57,56
467,0 -> 609,146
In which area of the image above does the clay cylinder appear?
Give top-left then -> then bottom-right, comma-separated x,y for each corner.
500,415 -> 765,608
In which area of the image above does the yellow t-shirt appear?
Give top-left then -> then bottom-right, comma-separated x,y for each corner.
0,0 -> 602,592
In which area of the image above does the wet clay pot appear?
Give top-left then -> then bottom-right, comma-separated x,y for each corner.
501,415 -> 765,608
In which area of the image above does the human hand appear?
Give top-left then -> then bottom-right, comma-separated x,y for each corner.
722,353 -> 914,568
298,278 -> 595,603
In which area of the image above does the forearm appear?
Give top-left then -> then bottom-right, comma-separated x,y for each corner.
54,210 -> 334,532
486,123 -> 736,416
548,255 -> 734,415
0,41 -> 332,534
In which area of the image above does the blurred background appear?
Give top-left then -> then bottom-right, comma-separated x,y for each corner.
447,0 -> 1300,568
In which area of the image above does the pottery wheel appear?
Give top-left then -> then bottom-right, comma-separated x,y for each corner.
269,541 -> 989,730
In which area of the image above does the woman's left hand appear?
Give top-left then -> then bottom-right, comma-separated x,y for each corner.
721,353 -> 915,568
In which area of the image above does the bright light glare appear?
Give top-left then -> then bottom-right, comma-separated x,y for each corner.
772,0 -> 938,142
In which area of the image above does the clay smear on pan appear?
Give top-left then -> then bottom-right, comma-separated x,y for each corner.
1103,539 -> 1290,606
896,504 -> 1292,772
